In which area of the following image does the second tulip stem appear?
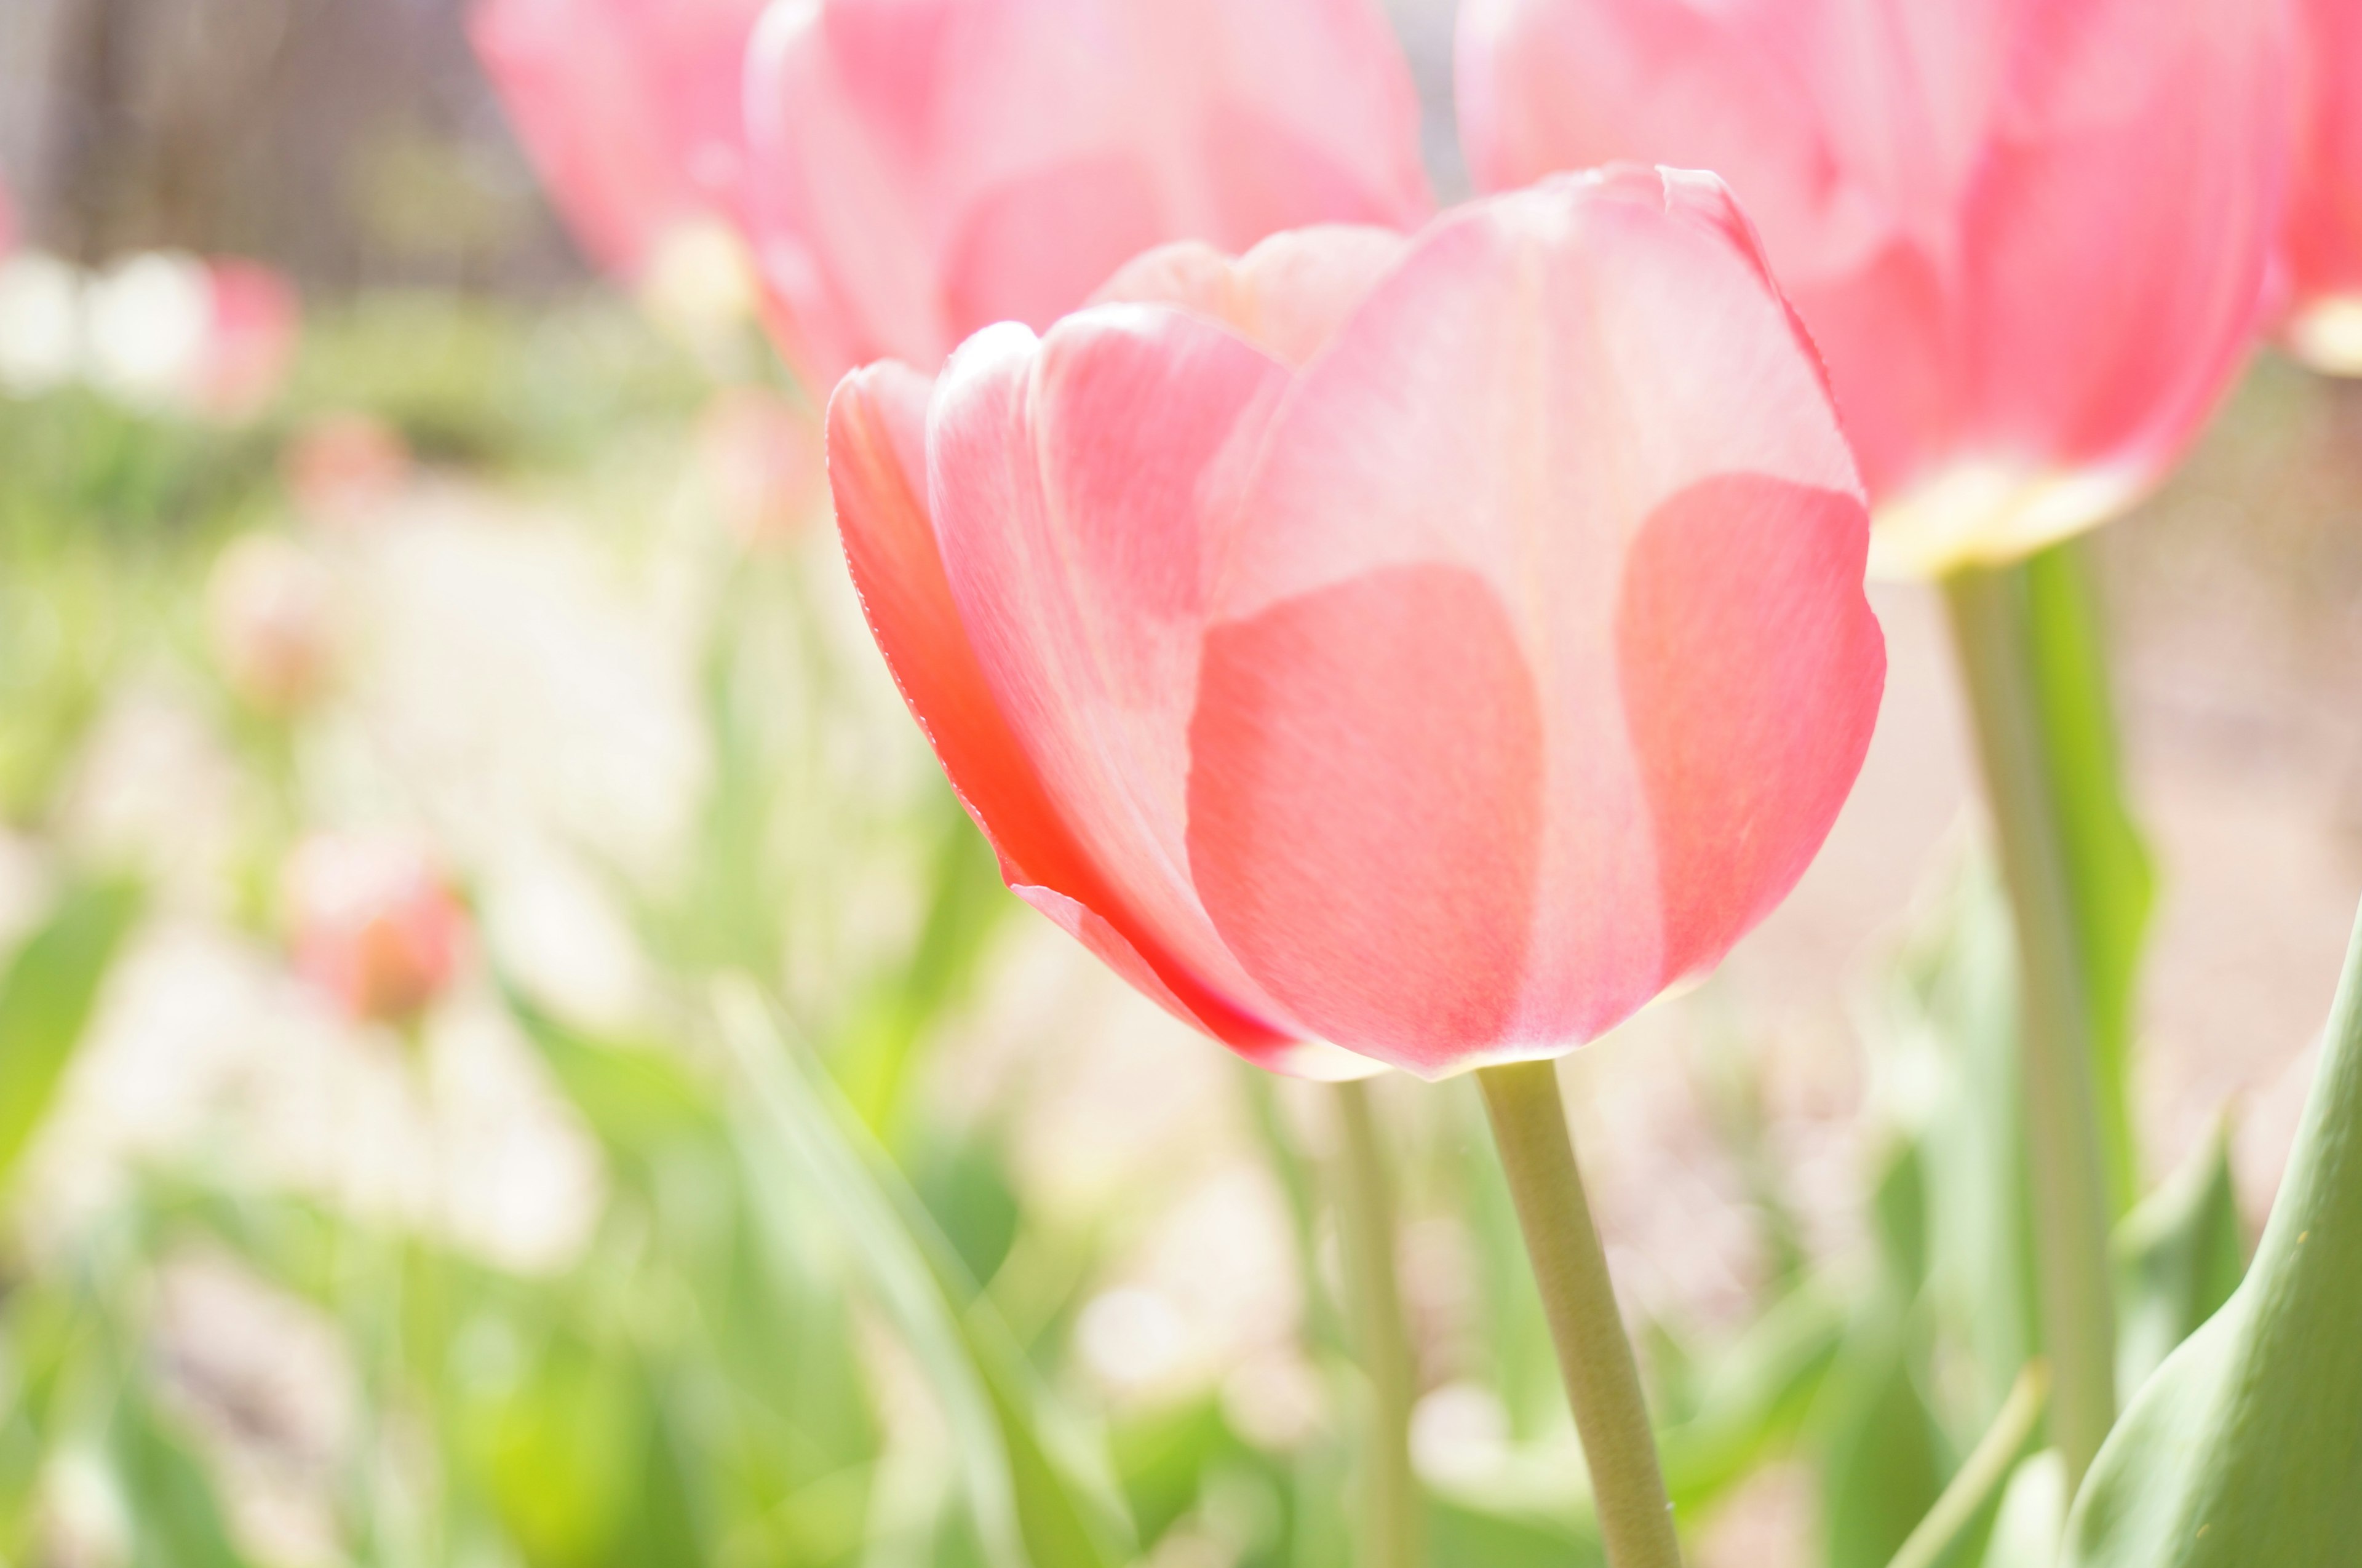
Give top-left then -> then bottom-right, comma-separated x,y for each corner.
1944,563 -> 2120,1487
1477,1060 -> 1682,1568
1333,1078 -> 1423,1568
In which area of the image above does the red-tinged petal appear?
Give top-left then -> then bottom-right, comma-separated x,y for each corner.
1092,227 -> 1410,369
1187,565 -> 1546,1078
1616,475 -> 1885,984
1012,885 -> 1369,1078
1201,170 -> 1868,1070
926,312 -> 1308,1038
828,362 -> 1314,1065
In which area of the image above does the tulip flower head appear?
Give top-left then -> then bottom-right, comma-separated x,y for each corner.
741,0 -> 1432,393
285,834 -> 466,1028
830,169 -> 1886,1080
2286,0 -> 2362,374
1458,0 -> 2290,576
282,413 -> 414,527
472,0 -> 773,287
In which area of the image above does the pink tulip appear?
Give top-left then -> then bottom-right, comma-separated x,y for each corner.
741,0 -> 1432,393
1458,0 -> 2291,576
2286,0 -> 2362,373
471,0 -> 772,280
285,834 -> 466,1027
829,169 -> 1885,1079
199,261 -> 300,423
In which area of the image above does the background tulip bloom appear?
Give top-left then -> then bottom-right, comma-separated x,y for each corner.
1458,0 -> 2289,576
830,169 -> 1886,1080
286,834 -> 467,1027
471,0 -> 772,282
742,0 -> 1432,394
2285,0 -> 2362,373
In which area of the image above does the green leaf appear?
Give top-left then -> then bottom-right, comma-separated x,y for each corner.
714,979 -> 1132,1568
2064,902 -> 2362,1567
1886,1363 -> 2046,1568
1981,1451 -> 2067,1568
2022,541 -> 2152,1217
113,1390 -> 254,1568
2112,1118 -> 2245,1399
1813,1302 -> 1952,1568
502,987 -> 715,1164
0,878 -> 140,1191
1659,1280 -> 1845,1518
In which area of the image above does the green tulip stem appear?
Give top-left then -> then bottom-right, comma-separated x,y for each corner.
1333,1079 -> 1423,1568
1944,563 -> 2119,1487
1477,1060 -> 1684,1568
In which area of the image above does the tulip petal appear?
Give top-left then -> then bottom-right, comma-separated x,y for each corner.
1616,474 -> 1884,983
926,313 -> 1313,1040
828,363 -> 1305,1064
1187,564 -> 1546,1077
1207,170 -> 1867,1064
1092,226 -> 1411,369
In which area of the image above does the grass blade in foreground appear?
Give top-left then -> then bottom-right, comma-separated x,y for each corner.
1944,563 -> 2118,1484
0,878 -> 141,1191
712,977 -> 1131,1568
2064,900 -> 2362,1566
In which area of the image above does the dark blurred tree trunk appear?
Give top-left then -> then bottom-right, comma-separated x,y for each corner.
45,0 -> 143,263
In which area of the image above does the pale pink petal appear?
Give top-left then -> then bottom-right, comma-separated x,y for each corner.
472,0 -> 768,277
742,0 -> 1430,386
1092,226 -> 1411,369
1197,170 -> 1872,1070
1458,0 -> 2289,563
827,362 -> 1303,1062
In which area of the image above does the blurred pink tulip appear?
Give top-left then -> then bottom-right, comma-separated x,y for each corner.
829,170 -> 1885,1079
199,261 -> 300,422
742,0 -> 1433,392
471,0 -> 773,279
286,835 -> 466,1027
1458,0 -> 2290,576
2286,0 -> 2362,373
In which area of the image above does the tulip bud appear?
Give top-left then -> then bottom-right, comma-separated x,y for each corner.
207,533 -> 339,714
284,834 -> 465,1027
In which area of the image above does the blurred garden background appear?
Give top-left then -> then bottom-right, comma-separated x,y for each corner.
1,1 -> 2358,1564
